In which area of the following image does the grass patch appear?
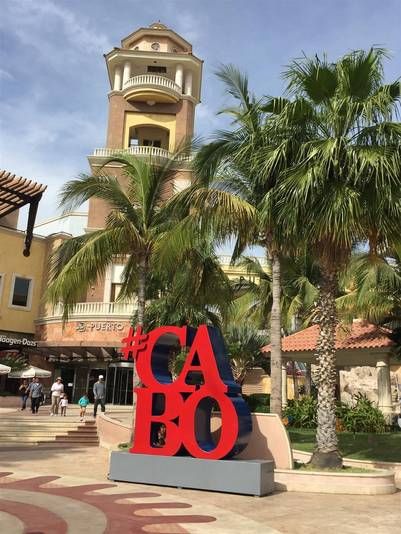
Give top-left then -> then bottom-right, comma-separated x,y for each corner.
293,461 -> 375,473
288,428 -> 401,463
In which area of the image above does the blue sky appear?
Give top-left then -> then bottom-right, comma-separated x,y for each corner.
1,0 -> 400,224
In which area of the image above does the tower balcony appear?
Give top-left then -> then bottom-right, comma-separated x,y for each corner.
89,146 -> 192,166
122,74 -> 182,104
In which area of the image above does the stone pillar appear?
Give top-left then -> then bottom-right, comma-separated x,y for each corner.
113,66 -> 122,91
184,70 -> 193,96
376,355 -> 393,421
122,61 -> 131,88
282,363 -> 288,408
175,64 -> 183,89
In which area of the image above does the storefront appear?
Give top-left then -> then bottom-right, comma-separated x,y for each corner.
0,330 -> 39,394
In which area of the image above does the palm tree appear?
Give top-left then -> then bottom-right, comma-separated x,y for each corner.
267,48 -> 401,467
178,65 -> 304,415
337,244 -> 401,328
47,154 -> 185,325
134,237 -> 234,330
224,324 -> 268,384
233,254 -> 319,334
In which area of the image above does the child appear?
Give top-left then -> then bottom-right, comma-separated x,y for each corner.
60,394 -> 68,416
153,423 -> 166,447
78,393 -> 90,422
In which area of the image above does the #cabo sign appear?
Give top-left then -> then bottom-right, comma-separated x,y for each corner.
121,324 -> 252,459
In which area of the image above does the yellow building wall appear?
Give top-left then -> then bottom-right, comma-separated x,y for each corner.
0,227 -> 47,334
123,112 -> 177,151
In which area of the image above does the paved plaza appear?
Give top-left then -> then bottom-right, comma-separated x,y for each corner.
0,439 -> 400,534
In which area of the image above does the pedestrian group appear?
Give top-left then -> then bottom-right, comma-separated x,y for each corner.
19,375 -> 106,420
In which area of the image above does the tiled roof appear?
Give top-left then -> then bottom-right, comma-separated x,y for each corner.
262,321 -> 395,354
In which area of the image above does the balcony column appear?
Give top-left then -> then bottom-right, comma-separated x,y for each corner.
122,61 -> 131,88
282,363 -> 288,408
376,354 -> 393,423
184,70 -> 193,96
175,64 -> 184,89
113,65 -> 122,91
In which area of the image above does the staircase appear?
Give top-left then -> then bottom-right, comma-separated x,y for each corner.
0,416 -> 99,448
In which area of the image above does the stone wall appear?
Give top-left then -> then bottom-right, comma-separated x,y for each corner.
340,366 -> 400,406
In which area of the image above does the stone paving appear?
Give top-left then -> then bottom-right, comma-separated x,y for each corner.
0,408 -> 400,533
1,446 -> 400,533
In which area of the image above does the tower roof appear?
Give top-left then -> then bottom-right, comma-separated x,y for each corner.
120,22 -> 193,52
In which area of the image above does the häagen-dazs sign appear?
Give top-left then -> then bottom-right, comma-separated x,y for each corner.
0,335 -> 37,347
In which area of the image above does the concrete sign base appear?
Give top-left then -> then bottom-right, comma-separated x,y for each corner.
109,452 -> 275,496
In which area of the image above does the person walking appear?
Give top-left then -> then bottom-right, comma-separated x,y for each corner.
93,375 -> 106,417
50,377 -> 64,415
78,393 -> 90,422
27,377 -> 43,414
60,394 -> 68,416
18,379 -> 29,411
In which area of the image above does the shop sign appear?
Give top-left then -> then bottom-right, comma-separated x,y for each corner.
121,324 -> 252,460
0,334 -> 37,347
76,321 -> 125,333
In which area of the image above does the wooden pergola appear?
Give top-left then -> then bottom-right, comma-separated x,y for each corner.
0,170 -> 46,256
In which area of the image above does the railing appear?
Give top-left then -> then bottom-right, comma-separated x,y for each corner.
47,301 -> 135,318
93,146 -> 171,159
92,146 -> 192,163
123,74 -> 182,95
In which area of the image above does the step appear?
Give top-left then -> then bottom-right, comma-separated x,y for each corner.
0,429 -> 96,435
0,426 -> 97,434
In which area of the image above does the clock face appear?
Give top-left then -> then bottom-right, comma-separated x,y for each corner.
151,42 -> 160,51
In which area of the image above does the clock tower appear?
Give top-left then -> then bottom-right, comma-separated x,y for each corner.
87,22 -> 203,230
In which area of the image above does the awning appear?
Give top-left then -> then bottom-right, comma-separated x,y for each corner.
0,170 -> 47,256
0,363 -> 11,375
8,365 -> 52,378
29,345 -> 117,363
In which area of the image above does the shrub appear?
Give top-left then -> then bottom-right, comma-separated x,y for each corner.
243,393 -> 270,413
284,396 -> 317,428
336,393 -> 386,433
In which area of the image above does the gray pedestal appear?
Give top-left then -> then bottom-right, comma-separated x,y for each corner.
109,451 -> 274,496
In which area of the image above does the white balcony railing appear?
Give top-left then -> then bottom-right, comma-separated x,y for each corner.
123,74 -> 182,95
45,301 -> 135,319
92,145 -> 192,163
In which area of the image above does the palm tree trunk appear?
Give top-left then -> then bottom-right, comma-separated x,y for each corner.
310,266 -> 342,468
130,254 -> 147,446
270,250 -> 282,417
136,255 -> 147,326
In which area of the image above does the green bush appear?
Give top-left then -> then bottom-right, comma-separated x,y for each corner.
336,393 -> 386,433
284,396 -> 317,428
243,393 -> 270,413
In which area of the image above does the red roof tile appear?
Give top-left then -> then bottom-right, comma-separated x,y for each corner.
262,321 -> 395,354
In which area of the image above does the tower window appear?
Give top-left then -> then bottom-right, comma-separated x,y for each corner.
147,66 -> 167,74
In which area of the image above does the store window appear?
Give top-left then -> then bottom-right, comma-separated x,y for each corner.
10,275 -> 33,309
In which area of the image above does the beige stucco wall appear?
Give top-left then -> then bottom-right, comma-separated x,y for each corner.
0,226 -> 47,334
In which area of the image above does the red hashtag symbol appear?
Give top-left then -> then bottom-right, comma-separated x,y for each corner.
121,326 -> 148,361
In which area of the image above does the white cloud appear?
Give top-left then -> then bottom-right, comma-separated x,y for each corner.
0,69 -> 14,80
1,0 -> 112,62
